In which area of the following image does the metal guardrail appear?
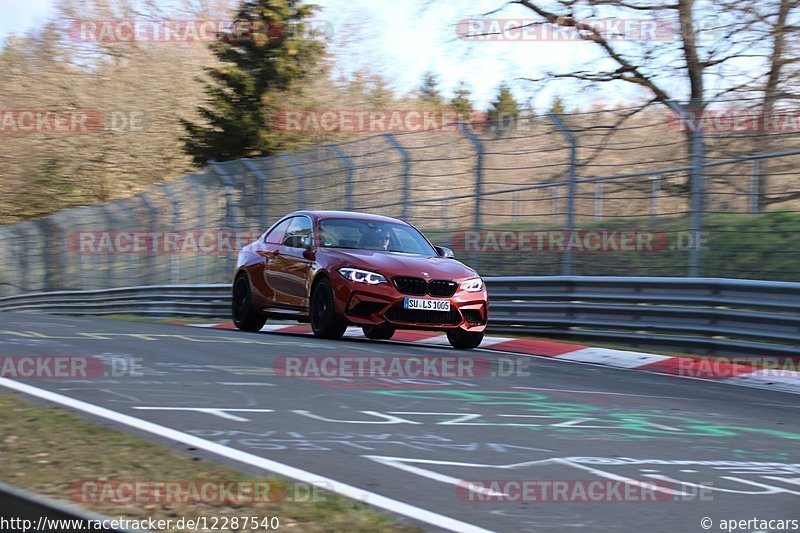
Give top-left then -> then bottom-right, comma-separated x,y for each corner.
0,481 -> 145,532
486,277 -> 800,358
1,277 -> 798,358
0,285 -> 229,317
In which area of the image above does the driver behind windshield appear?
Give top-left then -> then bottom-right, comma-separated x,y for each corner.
361,229 -> 391,250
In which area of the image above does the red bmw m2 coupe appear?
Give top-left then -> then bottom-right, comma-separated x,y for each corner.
231,211 -> 488,349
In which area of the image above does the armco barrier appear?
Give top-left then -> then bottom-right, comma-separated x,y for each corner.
0,277 -> 798,358
486,276 -> 800,358
0,285 -> 229,317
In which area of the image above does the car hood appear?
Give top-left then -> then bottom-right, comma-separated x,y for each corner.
324,249 -> 478,280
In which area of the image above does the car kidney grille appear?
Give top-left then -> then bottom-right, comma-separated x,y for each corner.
428,280 -> 458,297
393,276 -> 428,295
393,277 -> 457,297
385,307 -> 462,325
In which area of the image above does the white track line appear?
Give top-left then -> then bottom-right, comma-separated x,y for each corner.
0,378 -> 492,533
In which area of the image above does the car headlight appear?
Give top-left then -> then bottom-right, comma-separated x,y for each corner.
338,267 -> 388,285
461,277 -> 484,292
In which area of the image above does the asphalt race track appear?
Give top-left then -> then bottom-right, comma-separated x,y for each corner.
1,313 -> 799,532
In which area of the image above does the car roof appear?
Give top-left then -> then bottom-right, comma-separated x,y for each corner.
288,210 -> 410,226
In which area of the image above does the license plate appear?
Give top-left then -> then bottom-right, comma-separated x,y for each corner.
403,298 -> 451,312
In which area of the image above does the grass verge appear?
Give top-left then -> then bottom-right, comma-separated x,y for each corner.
0,392 -> 420,532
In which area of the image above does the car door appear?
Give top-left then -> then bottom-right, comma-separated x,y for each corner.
267,216 -> 314,309
250,217 -> 292,308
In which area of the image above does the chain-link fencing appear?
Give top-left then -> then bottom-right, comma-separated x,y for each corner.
2,102 -> 799,296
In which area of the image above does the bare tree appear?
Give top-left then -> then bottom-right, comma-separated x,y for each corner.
481,0 -> 800,204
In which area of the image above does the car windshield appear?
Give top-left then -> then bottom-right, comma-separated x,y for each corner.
318,218 -> 437,256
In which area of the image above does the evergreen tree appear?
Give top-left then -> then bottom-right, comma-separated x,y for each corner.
550,95 -> 567,115
419,71 -> 444,107
182,0 -> 326,164
450,81 -> 473,116
345,70 -> 369,104
488,84 -> 520,130
370,75 -> 395,108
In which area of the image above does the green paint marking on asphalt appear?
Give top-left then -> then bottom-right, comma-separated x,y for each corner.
371,390 -> 800,441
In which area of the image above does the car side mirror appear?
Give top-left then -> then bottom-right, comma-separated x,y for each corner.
435,246 -> 455,259
284,235 -> 311,249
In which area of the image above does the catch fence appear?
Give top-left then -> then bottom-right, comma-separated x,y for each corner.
2,101 -> 799,296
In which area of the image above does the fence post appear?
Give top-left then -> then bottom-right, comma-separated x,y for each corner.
690,127 -> 706,277
279,154 -> 305,210
39,216 -> 62,292
651,175 -> 661,218
0,228 -> 17,296
551,187 -> 560,224
459,123 -> 484,270
242,159 -> 270,229
161,182 -> 181,285
209,162 -> 240,229
50,208 -> 81,291
22,220 -> 49,292
209,161 -> 242,281
138,193 -> 159,286
666,101 -> 705,277
328,145 -> 354,211
548,113 -> 577,277
98,204 -> 116,289
184,174 -> 208,281
13,226 -> 30,291
113,199 -> 133,286
594,182 -> 602,221
382,134 -> 411,220
749,160 -> 760,214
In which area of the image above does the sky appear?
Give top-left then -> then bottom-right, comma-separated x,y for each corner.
0,0 -> 654,110
2,0 -> 56,36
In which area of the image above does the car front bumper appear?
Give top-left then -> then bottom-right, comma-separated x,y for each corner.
331,275 -> 488,332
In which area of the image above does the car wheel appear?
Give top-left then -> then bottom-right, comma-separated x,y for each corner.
232,273 -> 267,332
310,277 -> 347,339
446,329 -> 484,350
362,325 -> 396,340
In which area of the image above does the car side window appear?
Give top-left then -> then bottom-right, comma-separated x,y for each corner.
265,218 -> 293,245
283,216 -> 313,248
